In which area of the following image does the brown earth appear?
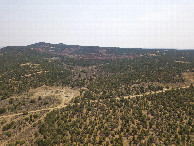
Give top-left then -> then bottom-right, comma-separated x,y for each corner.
0,86 -> 80,145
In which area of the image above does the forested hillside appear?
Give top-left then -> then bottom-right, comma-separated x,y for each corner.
0,47 -> 71,99
0,43 -> 193,145
36,85 -> 194,145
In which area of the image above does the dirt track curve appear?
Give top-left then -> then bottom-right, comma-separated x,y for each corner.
0,85 -> 191,145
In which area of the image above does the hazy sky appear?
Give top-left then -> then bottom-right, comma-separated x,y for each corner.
0,0 -> 194,49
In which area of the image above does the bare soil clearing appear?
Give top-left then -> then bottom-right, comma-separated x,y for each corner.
0,86 -> 80,145
0,86 -> 80,118
0,71 -> 193,145
183,72 -> 194,83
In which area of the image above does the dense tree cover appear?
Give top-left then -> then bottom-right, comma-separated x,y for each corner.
33,47 -> 194,145
1,45 -> 193,100
0,107 -> 6,114
84,55 -> 193,97
35,85 -> 193,145
0,47 -> 71,99
61,49 -> 194,97
62,57 -> 111,67
0,44 -> 194,145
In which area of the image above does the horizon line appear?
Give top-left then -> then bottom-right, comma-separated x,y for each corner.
1,42 -> 194,50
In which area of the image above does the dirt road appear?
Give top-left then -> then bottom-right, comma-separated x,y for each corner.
0,85 -> 192,145
124,85 -> 190,99
1,85 -> 191,119
0,87 -> 79,145
0,89 -> 75,118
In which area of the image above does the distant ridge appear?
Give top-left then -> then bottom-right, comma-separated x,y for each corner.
143,48 -> 194,50
2,42 -> 194,50
27,42 -> 141,50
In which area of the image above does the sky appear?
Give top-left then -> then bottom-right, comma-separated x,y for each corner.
0,0 -> 194,49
